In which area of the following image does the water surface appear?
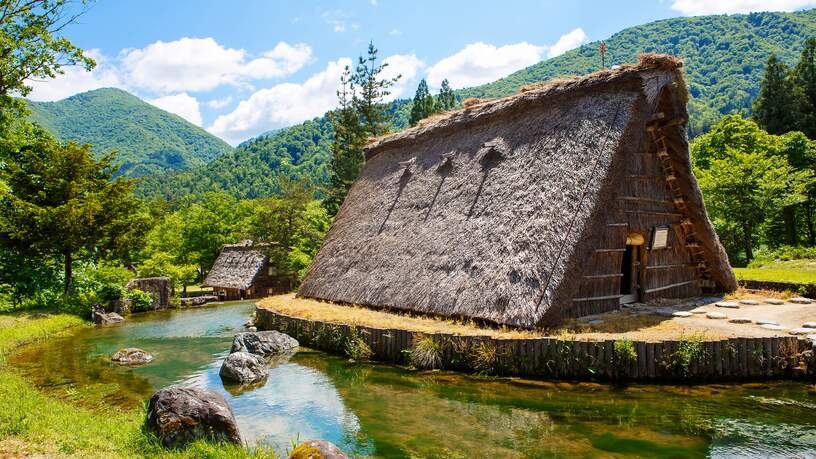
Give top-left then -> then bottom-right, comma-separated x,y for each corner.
11,301 -> 816,458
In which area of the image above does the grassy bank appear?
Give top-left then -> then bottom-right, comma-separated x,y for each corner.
733,259 -> 816,285
0,310 -> 276,458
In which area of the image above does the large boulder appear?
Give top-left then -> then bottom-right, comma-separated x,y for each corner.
145,387 -> 241,449
231,331 -> 298,357
112,298 -> 132,315
91,304 -> 124,325
126,277 -> 173,310
219,351 -> 269,384
111,348 -> 154,365
289,440 -> 349,459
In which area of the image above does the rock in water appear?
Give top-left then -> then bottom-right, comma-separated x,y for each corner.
289,439 -> 349,459
90,304 -> 124,325
231,331 -> 298,357
111,348 -> 154,365
219,352 -> 269,384
146,387 -> 241,449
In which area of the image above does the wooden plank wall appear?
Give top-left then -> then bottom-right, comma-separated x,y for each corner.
256,307 -> 816,382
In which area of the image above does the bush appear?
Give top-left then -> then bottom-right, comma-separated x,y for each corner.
96,283 -> 126,303
613,339 -> 638,365
344,328 -> 373,361
126,289 -> 153,313
408,336 -> 444,370
749,245 -> 816,268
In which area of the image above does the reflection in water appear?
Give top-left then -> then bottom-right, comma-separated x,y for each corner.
11,301 -> 816,458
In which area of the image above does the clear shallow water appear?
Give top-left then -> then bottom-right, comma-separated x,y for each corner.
11,301 -> 816,458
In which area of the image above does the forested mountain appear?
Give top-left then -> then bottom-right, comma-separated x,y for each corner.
27,88 -> 233,177
140,9 -> 816,201
460,10 -> 816,137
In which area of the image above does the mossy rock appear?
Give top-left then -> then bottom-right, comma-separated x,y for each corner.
289,439 -> 348,459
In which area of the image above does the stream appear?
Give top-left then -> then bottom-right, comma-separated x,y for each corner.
11,300 -> 816,458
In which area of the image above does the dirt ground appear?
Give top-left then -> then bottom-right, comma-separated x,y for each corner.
257,289 -> 816,342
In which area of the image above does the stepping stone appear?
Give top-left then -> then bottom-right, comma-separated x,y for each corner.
739,299 -> 760,306
764,298 -> 785,305
707,312 -> 727,319
761,324 -> 787,331
672,311 -> 693,317
729,317 -> 752,324
715,301 -> 740,309
587,319 -> 604,325
690,310 -> 707,314
655,307 -> 675,317
803,322 -> 816,328
790,297 -> 813,304
756,320 -> 780,326
789,328 -> 813,335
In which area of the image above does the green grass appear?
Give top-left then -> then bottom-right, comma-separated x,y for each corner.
0,309 -> 276,458
733,266 -> 816,285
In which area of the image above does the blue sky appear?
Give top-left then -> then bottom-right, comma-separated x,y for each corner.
26,0 -> 816,144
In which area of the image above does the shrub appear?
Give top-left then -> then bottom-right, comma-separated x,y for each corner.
409,336 -> 444,370
468,341 -> 510,376
748,245 -> 816,268
344,328 -> 373,361
126,289 -> 153,313
96,283 -> 126,303
613,339 -> 638,365
667,334 -> 706,376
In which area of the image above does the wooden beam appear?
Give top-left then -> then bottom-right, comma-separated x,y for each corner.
595,248 -> 626,253
618,196 -> 674,205
646,263 -> 695,270
625,175 -> 662,180
618,210 -> 683,218
583,273 -> 624,279
644,280 -> 697,294
573,294 -> 623,302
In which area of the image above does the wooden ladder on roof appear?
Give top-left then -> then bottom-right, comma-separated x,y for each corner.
647,114 -> 714,287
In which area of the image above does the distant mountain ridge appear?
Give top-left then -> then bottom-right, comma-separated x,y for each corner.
139,9 -> 816,200
27,88 -> 233,177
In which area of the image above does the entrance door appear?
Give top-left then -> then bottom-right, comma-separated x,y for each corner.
620,244 -> 641,304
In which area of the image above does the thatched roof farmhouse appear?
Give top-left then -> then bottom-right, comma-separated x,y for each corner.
203,241 -> 281,300
299,54 -> 737,328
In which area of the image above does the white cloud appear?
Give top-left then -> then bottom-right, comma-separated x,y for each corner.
209,58 -> 352,144
381,54 -> 426,100
426,42 -> 544,89
389,28 -> 401,36
120,38 -> 312,93
149,92 -> 203,126
547,28 -> 588,58
322,10 -> 348,32
26,49 -> 124,101
670,0 -> 816,15
206,96 -> 233,109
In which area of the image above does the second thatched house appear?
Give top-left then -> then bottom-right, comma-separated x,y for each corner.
203,241 -> 283,301
299,54 -> 737,329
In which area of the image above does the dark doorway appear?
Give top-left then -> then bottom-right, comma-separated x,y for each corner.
620,244 -> 640,304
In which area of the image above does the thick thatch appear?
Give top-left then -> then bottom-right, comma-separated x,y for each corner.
203,241 -> 268,290
299,54 -> 736,328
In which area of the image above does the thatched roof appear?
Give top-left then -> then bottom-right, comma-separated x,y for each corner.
299,54 -> 736,328
202,241 -> 268,290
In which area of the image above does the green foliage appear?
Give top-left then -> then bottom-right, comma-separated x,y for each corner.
437,79 -> 457,111
138,251 -> 198,292
667,334 -> 706,376
344,327 -> 373,361
613,339 -> 637,366
794,38 -> 816,138
352,41 -> 402,137
26,88 -> 233,177
748,245 -> 816,266
409,336 -> 444,370
0,0 -> 94,122
125,288 -> 152,313
753,54 -> 801,135
325,66 -> 366,215
692,115 -> 815,263
409,79 -> 436,126
0,125 -> 152,295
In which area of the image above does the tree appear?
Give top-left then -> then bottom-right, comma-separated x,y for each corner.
409,79 -> 435,126
0,130 -> 150,294
753,54 -> 801,136
697,148 -> 809,262
0,0 -> 95,121
794,38 -> 816,139
352,41 -> 401,137
325,65 -> 366,215
437,79 -> 456,111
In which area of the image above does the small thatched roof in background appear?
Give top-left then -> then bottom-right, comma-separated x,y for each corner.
202,241 -> 269,290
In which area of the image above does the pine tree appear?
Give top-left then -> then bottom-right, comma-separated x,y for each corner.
753,54 -> 801,135
352,41 -> 401,137
438,79 -> 456,111
409,79 -> 435,126
325,65 -> 365,216
794,38 -> 816,139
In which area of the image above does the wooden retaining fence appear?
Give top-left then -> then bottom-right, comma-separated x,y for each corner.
255,307 -> 816,382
